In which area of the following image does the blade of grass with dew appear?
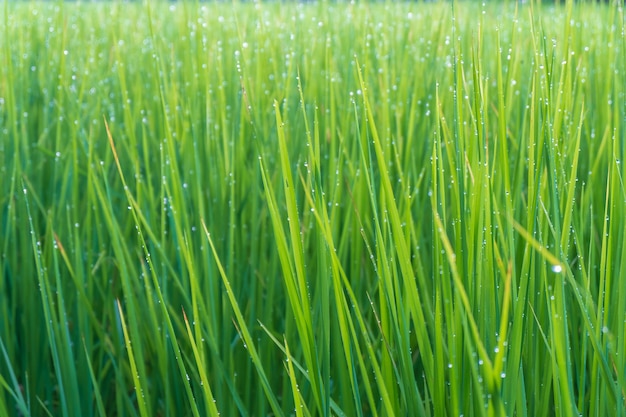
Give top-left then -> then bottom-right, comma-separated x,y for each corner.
355,59 -> 436,415
296,169 -> 379,416
202,220 -> 283,417
181,309 -> 220,417
115,299 -> 149,417
104,117 -> 206,417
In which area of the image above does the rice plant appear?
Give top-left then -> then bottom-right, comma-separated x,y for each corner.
0,0 -> 625,416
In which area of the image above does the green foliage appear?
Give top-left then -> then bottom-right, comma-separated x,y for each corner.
1,1 -> 625,416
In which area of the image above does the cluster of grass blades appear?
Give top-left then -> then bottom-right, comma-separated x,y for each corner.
1,0 -> 625,416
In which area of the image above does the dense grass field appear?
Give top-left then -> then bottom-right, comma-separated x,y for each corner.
1,1 -> 625,416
